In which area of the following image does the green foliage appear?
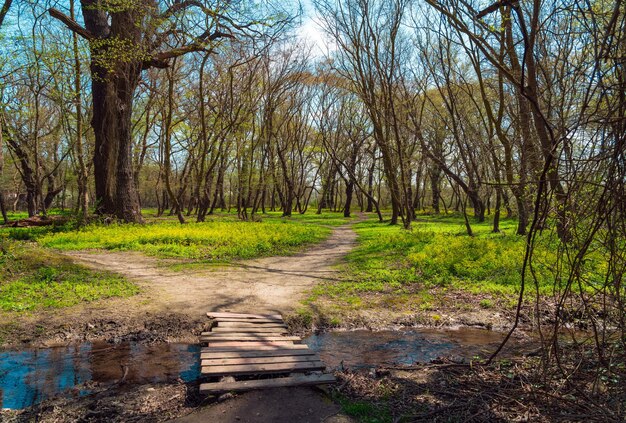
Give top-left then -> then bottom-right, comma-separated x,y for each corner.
0,241 -> 138,312
90,36 -> 150,74
38,219 -> 331,260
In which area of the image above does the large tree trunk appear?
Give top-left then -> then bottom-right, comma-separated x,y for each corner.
82,0 -> 143,222
90,61 -> 116,215
112,65 -> 144,222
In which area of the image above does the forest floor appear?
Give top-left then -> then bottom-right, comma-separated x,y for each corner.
1,219 -> 358,348
4,214 -> 618,422
1,220 -> 362,423
67,220 -> 357,317
1,213 -> 514,349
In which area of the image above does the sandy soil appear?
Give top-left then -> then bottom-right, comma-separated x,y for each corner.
67,223 -> 357,316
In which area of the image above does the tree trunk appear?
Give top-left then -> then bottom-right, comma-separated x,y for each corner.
81,0 -> 143,222
493,188 -> 501,233
343,181 -> 354,218
113,65 -> 144,223
71,0 -> 89,222
366,154 -> 375,212
0,116 -> 7,223
430,164 -> 441,214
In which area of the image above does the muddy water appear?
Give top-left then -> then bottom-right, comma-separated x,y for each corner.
1,328 -> 525,410
305,328 -> 523,369
0,342 -> 199,409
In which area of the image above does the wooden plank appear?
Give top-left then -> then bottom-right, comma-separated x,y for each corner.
211,327 -> 287,333
216,322 -> 287,328
204,341 -> 297,348
200,330 -> 288,339
201,344 -> 309,352
201,348 -> 316,360
200,374 -> 336,394
213,317 -> 285,324
200,335 -> 300,342
204,332 -> 290,338
202,355 -> 321,366
207,312 -> 282,320
201,361 -> 325,376
201,333 -> 297,339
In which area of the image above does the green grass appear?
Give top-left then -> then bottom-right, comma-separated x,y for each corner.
37,217 -> 335,260
2,208 -> 73,222
310,213 -> 607,308
338,398 -> 393,423
0,209 -> 349,313
0,240 -> 138,312
262,211 -> 354,227
139,209 -> 352,227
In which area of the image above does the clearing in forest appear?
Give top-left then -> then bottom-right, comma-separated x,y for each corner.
67,222 -> 357,315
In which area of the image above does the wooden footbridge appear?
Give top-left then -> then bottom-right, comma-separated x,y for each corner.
199,312 -> 336,395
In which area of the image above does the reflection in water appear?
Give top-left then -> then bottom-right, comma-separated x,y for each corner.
304,328 -> 514,369
0,342 -> 200,410
1,328 -> 525,410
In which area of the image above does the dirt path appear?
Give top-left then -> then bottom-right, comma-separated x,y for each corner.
58,223 -> 359,423
67,223 -> 357,316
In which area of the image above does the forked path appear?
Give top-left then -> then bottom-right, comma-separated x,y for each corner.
67,222 -> 357,316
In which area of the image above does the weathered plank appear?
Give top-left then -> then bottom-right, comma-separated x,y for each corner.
211,327 -> 287,333
207,312 -> 282,320
204,341 -> 298,348
201,361 -> 325,376
201,335 -> 300,342
200,373 -> 336,394
202,355 -> 322,366
200,348 -> 316,360
201,332 -> 295,338
201,344 -> 309,352
214,317 -> 285,325
216,321 -> 287,328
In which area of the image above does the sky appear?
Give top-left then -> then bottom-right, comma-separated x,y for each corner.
296,0 -> 334,57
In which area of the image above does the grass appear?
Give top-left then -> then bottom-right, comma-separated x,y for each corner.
0,240 -> 138,312
307,212 -> 608,317
0,209 -> 349,314
338,397 -> 393,423
0,210 -> 351,262
139,208 -> 353,227
2,208 -> 73,222
37,218 -> 333,260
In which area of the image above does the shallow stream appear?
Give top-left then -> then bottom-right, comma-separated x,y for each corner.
0,327 -> 523,409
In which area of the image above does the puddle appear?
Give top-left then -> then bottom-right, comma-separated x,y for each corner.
0,342 -> 199,410
304,327 -> 524,369
1,327 -> 529,410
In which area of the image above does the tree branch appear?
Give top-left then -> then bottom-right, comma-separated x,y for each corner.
145,30 -> 234,68
0,0 -> 13,28
48,8 -> 94,41
475,0 -> 518,20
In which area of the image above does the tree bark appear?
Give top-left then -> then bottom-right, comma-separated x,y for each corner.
0,115 -> 8,223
